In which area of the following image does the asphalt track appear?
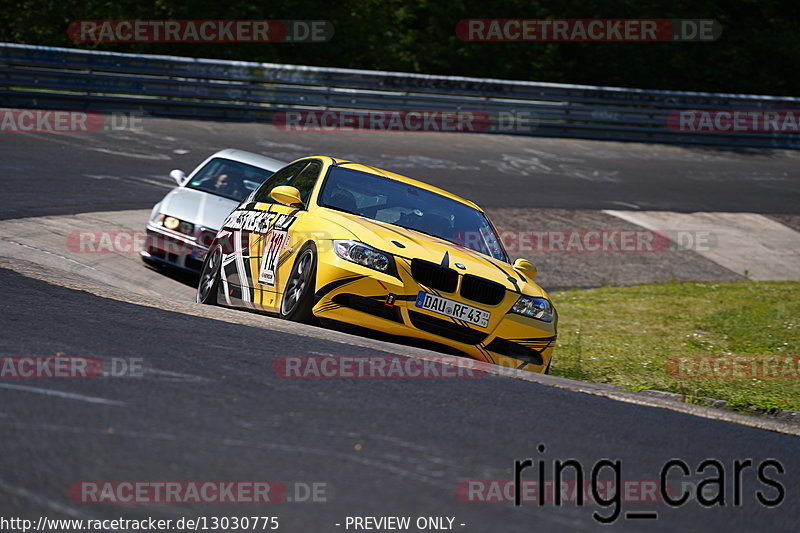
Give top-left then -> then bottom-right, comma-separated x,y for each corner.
1,266 -> 798,532
1,119 -> 799,532
2,117 -> 799,221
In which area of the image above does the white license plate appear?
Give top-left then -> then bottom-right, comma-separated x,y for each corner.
415,291 -> 490,328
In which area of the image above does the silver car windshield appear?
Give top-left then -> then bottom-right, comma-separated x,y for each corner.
187,158 -> 276,201
319,166 -> 508,262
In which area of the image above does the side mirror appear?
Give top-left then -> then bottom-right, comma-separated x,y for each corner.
269,185 -> 303,207
170,169 -> 187,186
513,258 -> 537,280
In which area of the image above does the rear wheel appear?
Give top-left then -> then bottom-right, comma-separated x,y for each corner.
280,243 -> 317,323
197,246 -> 222,305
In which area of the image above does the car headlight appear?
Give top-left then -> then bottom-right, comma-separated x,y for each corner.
333,240 -> 396,276
156,214 -> 195,235
511,295 -> 554,322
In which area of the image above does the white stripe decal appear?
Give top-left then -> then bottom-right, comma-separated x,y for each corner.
221,253 -> 236,305
233,230 -> 254,308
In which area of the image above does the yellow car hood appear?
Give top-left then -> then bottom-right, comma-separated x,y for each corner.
317,209 -> 546,298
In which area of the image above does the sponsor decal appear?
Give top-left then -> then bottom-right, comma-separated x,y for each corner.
222,210 -> 296,234
257,214 -> 297,287
259,230 -> 290,287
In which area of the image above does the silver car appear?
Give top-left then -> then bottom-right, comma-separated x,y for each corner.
141,149 -> 285,272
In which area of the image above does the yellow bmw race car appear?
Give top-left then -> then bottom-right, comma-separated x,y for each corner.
196,156 -> 557,373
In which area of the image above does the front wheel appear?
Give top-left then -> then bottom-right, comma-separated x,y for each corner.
197,246 -> 222,305
280,242 -> 317,323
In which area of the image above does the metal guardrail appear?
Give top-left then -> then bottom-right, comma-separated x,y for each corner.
1,42 -> 798,148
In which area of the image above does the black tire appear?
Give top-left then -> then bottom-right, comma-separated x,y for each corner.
196,245 -> 222,305
280,242 -> 317,323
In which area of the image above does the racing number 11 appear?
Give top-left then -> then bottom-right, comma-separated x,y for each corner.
259,230 -> 289,287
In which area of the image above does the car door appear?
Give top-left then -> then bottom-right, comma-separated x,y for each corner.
223,159 -> 324,312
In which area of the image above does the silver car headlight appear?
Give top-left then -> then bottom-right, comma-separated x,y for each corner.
511,295 -> 554,322
156,214 -> 195,235
333,240 -> 396,275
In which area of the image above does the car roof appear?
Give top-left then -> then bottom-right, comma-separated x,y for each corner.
211,149 -> 286,170
293,156 -> 482,211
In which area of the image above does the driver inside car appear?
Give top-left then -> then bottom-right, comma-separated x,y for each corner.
210,167 -> 245,197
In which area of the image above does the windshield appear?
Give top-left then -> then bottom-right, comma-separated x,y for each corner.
319,166 -> 508,262
186,158 -> 276,201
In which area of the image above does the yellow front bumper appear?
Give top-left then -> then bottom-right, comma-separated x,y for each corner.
310,253 -> 556,373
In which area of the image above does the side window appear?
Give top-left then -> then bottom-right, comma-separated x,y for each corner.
252,160 -> 322,206
292,160 -> 323,203
252,161 -> 307,204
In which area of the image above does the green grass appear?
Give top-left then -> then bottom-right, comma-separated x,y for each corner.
549,281 -> 800,412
